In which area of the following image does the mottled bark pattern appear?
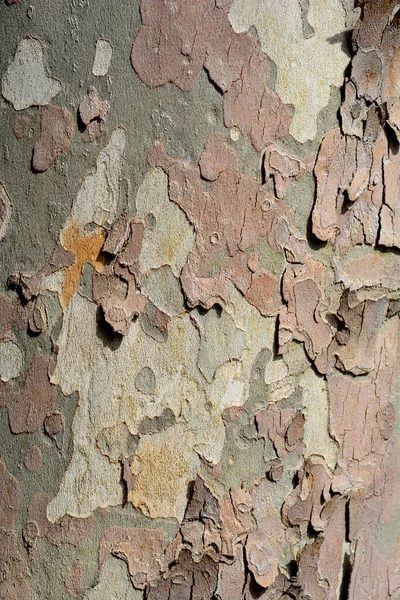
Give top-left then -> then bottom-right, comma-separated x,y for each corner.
0,1 -> 399,599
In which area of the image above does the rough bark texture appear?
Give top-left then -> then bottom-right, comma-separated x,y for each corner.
0,1 -> 399,599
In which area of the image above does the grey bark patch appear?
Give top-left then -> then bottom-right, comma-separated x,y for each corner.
135,366 -> 156,395
2,37 -> 61,110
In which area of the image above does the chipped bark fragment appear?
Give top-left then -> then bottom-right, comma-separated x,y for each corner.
263,145 -> 308,199
312,127 -> 345,242
79,87 -> 110,143
340,80 -> 368,138
297,537 -> 326,600
99,527 -> 170,589
244,269 -> 283,317
279,258 -> 333,368
256,404 -> 301,458
329,319 -> 400,501
317,496 -> 347,600
152,307 -> 170,333
285,411 -> 305,451
32,105 -> 75,172
331,293 -> 388,375
293,497 -> 347,600
1,37 -> 61,110
215,544 -> 246,600
102,212 -> 131,255
24,446 -> 43,472
10,242 -> 75,305
352,49 -> 383,102
28,296 -> 48,333
64,560 -> 83,597
0,461 -> 32,600
13,114 -> 30,139
246,482 -> 286,589
147,549 -> 219,600
92,218 -> 147,335
132,0 -> 290,150
267,458 -> 284,482
282,457 -> 335,534
93,266 -> 146,335
379,146 -> 400,248
0,181 -> 11,242
184,475 -> 221,527
44,409 -> 63,436
220,487 -> 255,558
0,355 -> 56,434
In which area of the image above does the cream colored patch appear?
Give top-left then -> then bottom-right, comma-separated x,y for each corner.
136,168 -> 195,278
92,39 -> 113,77
300,368 -> 338,469
0,340 -> 23,382
47,294 -> 221,521
47,288 -> 277,522
2,37 -> 61,110
84,556 -> 142,600
228,0 -> 350,142
128,425 -> 199,521
264,358 -> 288,386
230,127 -> 240,141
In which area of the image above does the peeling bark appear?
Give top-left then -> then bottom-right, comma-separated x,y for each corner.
1,1 -> 399,598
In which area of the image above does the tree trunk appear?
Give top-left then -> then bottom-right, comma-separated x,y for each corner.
0,1 -> 399,598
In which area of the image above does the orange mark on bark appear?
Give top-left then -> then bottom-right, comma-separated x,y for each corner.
61,222 -> 105,307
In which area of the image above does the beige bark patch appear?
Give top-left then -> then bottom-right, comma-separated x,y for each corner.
136,168 -> 195,278
92,39 -> 113,76
128,425 -> 200,521
83,557 -> 142,599
0,340 -> 23,382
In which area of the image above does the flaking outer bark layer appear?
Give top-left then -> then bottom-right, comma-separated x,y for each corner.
0,1 -> 399,599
